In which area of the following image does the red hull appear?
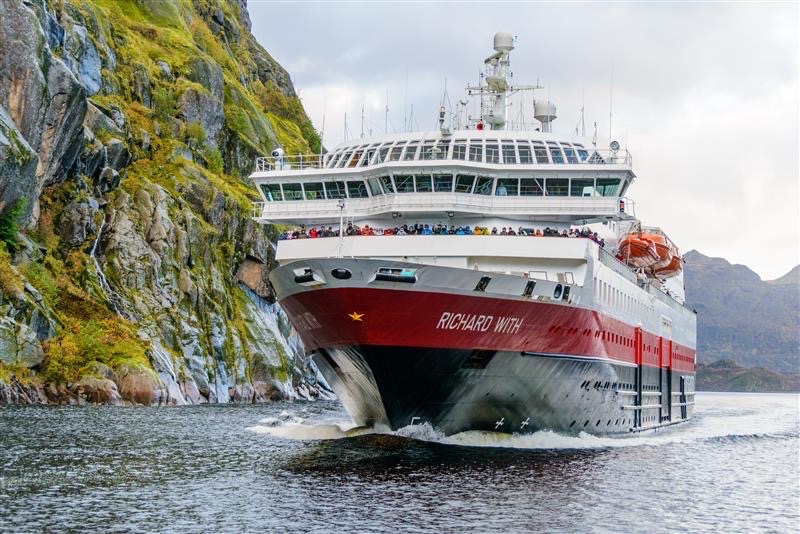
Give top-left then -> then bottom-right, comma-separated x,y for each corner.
280,287 -> 696,373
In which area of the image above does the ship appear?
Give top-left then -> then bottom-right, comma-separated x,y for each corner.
250,33 -> 696,435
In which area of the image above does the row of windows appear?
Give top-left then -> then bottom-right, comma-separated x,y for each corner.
594,277 -> 652,318
326,139 -> 599,169
260,175 -> 623,202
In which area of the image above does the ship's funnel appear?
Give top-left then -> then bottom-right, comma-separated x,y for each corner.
534,100 -> 557,133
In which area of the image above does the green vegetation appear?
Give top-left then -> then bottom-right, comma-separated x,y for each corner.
0,198 -> 26,251
43,318 -> 150,383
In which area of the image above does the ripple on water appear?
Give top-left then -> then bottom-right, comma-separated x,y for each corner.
1,393 -> 798,532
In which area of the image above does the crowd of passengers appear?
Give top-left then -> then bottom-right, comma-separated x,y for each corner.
278,223 -> 606,247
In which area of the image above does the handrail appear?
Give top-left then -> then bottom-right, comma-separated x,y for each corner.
252,194 -> 635,220
253,148 -> 633,173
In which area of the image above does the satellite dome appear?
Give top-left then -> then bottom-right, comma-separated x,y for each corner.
493,32 -> 514,52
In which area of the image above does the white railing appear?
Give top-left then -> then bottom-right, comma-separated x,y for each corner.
252,195 -> 636,221
253,148 -> 632,173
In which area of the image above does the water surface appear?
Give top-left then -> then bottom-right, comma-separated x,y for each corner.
1,393 -> 797,532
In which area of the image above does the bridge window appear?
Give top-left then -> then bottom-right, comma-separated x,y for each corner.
336,151 -> 353,168
260,183 -> 283,202
545,178 -> 569,196
563,146 -> 579,164
486,143 -> 500,163
533,143 -> 549,163
455,174 -> 475,193
395,175 -> 414,193
282,183 -> 303,201
325,151 -> 341,168
570,178 -> 595,197
520,178 -> 543,196
502,142 -> 517,164
469,144 -> 483,162
575,145 -> 589,161
496,178 -> 519,196
453,141 -> 467,160
518,142 -> 533,164
360,148 -> 377,166
548,144 -> 565,164
376,146 -> 390,164
347,181 -> 369,198
379,176 -> 395,193
435,139 -> 450,159
475,176 -> 494,195
402,143 -> 419,161
387,144 -> 403,161
434,174 -> 453,192
348,150 -> 363,168
597,178 -> 621,196
420,142 -> 436,160
325,181 -> 347,199
414,175 -> 433,192
304,182 -> 325,200
367,177 -> 384,196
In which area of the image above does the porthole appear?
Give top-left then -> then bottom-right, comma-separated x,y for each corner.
331,268 -> 352,280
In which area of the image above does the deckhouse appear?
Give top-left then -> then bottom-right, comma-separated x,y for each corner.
250,130 -> 636,227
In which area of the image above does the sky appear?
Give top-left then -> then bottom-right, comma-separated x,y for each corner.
248,1 -> 799,280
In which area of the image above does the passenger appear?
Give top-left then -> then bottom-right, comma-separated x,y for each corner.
535,229 -> 543,237
508,228 -> 517,236
561,229 -> 568,237
599,238 -> 606,248
422,224 -> 433,235
464,226 -> 472,235
517,226 -> 525,236
473,226 -> 482,235
449,225 -> 456,235
396,226 -> 407,235
483,227 -> 490,235
501,227 -> 508,235
455,226 -> 465,235
308,227 -> 318,238
384,227 -> 393,235
491,227 -> 498,235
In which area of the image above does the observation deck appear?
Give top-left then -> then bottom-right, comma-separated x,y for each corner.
250,131 -> 636,226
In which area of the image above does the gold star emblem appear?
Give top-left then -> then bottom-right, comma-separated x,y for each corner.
348,311 -> 364,322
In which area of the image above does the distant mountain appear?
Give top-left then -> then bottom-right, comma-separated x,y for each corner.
684,250 -> 800,373
696,360 -> 799,392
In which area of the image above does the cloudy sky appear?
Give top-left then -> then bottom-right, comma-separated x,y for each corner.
249,1 -> 799,280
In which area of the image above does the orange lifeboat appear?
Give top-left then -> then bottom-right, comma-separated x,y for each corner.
618,233 -> 660,269
620,227 -> 683,278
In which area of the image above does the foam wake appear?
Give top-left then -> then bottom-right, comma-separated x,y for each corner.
247,393 -> 799,450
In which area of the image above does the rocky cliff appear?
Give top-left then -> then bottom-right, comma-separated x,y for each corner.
0,0 -> 327,404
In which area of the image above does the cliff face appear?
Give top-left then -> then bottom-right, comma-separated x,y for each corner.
0,0 -> 324,404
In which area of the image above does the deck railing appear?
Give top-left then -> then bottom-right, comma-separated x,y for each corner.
253,148 -> 632,173
252,194 -> 636,221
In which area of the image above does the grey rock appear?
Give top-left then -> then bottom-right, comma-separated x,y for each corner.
0,106 -> 38,218
132,63 -> 151,107
84,102 -> 122,136
156,60 -> 173,81
58,199 -> 97,247
64,24 -> 101,95
177,87 -> 223,146
105,138 -> 129,170
95,166 -> 120,195
83,136 -> 106,180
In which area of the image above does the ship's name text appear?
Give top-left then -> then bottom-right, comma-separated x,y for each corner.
436,312 -> 524,334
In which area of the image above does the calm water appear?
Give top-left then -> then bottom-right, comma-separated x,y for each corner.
1,393 -> 798,533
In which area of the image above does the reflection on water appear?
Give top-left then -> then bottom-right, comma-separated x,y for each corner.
1,393 -> 798,532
